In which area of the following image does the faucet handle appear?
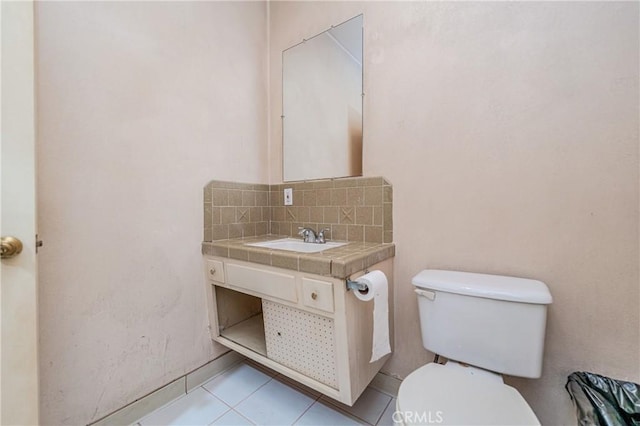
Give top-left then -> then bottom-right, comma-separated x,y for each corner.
317,227 -> 330,243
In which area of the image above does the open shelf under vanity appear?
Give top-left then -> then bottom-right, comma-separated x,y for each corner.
218,313 -> 267,357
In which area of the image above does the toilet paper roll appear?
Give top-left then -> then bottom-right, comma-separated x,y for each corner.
353,270 -> 391,363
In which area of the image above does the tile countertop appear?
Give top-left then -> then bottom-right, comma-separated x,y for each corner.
202,235 -> 395,279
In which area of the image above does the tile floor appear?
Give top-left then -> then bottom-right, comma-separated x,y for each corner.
136,361 -> 396,426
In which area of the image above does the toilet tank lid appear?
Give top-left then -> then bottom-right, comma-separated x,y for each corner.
412,270 -> 552,304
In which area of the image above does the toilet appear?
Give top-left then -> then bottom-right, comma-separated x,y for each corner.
395,269 -> 553,426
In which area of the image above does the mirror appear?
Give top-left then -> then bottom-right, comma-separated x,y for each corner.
282,15 -> 363,182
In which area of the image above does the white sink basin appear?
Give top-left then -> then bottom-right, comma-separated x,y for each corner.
245,238 -> 347,253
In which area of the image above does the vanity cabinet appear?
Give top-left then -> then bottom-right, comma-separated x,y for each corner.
203,255 -> 394,406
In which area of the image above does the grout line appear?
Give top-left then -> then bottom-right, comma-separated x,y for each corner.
207,404 -> 232,426
232,409 -> 257,426
225,363 -> 275,409
200,387 -> 238,426
281,374 -> 323,426
374,397 -> 394,426
227,378 -> 273,416
289,399 -> 316,425
200,387 -> 233,411
200,362 -> 273,408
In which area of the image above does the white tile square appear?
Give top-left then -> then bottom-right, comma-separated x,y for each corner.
210,410 -> 254,426
235,379 -> 315,425
203,363 -> 272,407
295,401 -> 362,426
322,387 -> 391,425
139,387 -> 229,426
376,399 -> 396,426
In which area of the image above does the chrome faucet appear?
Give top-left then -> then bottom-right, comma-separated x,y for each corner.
297,227 -> 330,244
297,227 -> 317,243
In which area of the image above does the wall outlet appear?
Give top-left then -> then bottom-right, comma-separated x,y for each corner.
284,188 -> 293,206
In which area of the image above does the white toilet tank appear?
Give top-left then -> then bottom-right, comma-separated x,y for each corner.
412,270 -> 552,379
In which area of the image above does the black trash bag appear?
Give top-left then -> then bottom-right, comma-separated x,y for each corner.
566,371 -> 640,426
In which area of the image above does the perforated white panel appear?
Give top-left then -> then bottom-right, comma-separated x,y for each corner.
262,300 -> 338,388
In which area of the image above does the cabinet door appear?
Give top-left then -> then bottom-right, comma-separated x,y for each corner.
262,300 -> 338,389
302,278 -> 334,313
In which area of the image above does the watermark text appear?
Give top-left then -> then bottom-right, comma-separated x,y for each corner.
392,410 -> 444,424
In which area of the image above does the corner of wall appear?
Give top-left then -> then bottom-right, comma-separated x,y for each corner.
266,0 -> 273,186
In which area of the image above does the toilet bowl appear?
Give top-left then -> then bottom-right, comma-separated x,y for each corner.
395,362 -> 539,425
396,269 -> 552,426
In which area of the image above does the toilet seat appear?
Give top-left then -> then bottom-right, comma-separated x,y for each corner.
396,362 -> 540,426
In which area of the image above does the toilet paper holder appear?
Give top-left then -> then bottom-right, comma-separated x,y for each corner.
346,271 -> 370,292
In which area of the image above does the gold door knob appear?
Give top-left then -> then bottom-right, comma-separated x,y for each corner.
1,236 -> 23,259
311,292 -> 318,300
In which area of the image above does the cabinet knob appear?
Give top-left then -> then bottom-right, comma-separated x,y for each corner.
209,268 -> 216,275
311,292 -> 318,300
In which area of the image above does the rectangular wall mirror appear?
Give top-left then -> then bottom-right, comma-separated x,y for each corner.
282,14 -> 363,182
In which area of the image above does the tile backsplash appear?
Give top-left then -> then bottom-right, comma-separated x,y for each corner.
203,181 -> 270,241
204,177 -> 392,244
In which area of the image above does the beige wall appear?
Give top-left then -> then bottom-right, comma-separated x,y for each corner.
36,2 -> 267,424
269,2 -> 639,425
35,2 -> 639,425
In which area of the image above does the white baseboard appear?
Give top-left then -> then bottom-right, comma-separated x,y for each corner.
88,351 -> 243,426
186,351 -> 244,392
